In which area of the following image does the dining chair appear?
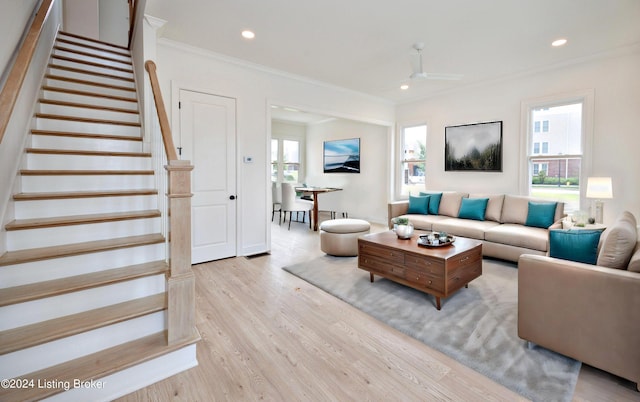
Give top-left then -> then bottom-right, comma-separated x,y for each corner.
281,183 -> 313,230
271,182 -> 282,223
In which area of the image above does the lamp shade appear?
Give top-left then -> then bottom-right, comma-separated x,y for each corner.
586,177 -> 613,199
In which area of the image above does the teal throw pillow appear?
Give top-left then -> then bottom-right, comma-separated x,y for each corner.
549,229 -> 602,265
408,195 -> 430,215
419,192 -> 442,215
458,197 -> 489,221
525,201 -> 557,228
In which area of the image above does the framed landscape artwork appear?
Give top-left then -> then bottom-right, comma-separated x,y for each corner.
323,138 -> 360,173
445,121 -> 503,171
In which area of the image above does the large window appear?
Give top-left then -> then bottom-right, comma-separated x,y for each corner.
400,125 -> 427,196
271,138 -> 301,183
526,101 -> 586,213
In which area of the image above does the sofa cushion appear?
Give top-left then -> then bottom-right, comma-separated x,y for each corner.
525,201 -> 558,229
469,193 -> 505,222
485,223 -> 549,252
438,192 -> 468,217
502,195 -> 564,225
408,194 -> 430,215
420,192 -> 442,215
549,229 -> 602,265
458,198 -> 489,221
433,218 -> 500,240
628,244 -> 640,273
401,214 -> 449,232
597,211 -> 638,269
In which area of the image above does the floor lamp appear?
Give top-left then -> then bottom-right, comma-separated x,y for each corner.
586,177 -> 613,224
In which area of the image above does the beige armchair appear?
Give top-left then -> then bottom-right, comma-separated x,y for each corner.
518,211 -> 640,390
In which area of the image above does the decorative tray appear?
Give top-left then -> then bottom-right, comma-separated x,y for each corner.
417,233 -> 455,248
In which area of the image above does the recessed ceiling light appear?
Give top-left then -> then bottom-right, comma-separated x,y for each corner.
242,30 -> 255,39
552,38 -> 567,47
400,84 -> 409,90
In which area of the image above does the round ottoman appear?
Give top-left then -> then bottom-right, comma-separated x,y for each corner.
320,218 -> 370,256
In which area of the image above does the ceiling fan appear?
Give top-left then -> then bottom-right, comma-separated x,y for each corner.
408,42 -> 463,81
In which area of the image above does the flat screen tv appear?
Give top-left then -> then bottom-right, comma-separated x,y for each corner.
323,138 -> 360,173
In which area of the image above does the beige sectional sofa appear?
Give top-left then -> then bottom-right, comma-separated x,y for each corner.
518,211 -> 640,390
388,191 -> 565,262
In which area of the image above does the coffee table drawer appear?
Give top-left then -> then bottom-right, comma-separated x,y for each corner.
359,243 -> 405,262
359,255 -> 406,278
404,268 -> 444,292
405,255 -> 444,278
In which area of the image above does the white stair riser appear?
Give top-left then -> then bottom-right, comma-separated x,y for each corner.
21,174 -> 155,192
26,153 -> 150,170
36,117 -> 141,137
50,57 -> 134,80
0,311 -> 165,379
45,77 -> 136,99
45,345 -> 197,402
39,103 -> 140,123
53,49 -> 132,71
0,244 -> 165,288
0,276 -> 165,332
48,66 -> 135,89
14,194 -> 158,219
42,88 -> 138,111
31,134 -> 143,153
55,41 -> 132,64
7,217 -> 161,250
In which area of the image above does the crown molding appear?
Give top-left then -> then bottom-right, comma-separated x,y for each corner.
157,37 -> 394,106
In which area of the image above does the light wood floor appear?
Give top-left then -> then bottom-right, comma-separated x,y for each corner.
119,214 -> 639,401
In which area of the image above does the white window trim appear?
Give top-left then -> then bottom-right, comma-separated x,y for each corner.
519,89 -> 595,205
396,123 -> 427,199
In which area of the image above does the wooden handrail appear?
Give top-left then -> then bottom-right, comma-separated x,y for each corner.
0,0 -> 54,145
144,60 -> 178,161
127,0 -> 139,50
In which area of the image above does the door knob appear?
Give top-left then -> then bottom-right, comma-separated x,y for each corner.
229,195 -> 236,200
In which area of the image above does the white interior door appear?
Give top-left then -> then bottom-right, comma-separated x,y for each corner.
179,90 -> 237,263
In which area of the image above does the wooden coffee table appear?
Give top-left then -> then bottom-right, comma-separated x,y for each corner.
357,231 -> 482,310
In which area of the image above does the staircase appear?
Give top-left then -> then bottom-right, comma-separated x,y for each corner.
0,32 -> 198,401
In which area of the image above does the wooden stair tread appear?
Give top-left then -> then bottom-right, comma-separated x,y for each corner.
39,98 -> 139,114
35,113 -> 141,127
0,293 -> 167,353
42,85 -> 137,102
5,209 -> 161,231
45,74 -> 136,92
20,169 -> 154,175
48,63 -> 135,82
0,233 -> 165,266
53,45 -> 132,66
13,189 -> 157,200
0,330 -> 200,402
26,148 -> 150,157
0,261 -> 168,307
59,31 -> 130,51
56,37 -> 131,58
51,53 -> 133,73
31,129 -> 142,141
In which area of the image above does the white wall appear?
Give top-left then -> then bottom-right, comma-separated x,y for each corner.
396,48 -> 640,224
155,39 -> 395,255
0,0 -> 39,86
63,0 -> 99,39
305,119 -> 389,224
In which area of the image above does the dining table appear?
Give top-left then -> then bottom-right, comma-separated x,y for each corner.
294,186 -> 342,231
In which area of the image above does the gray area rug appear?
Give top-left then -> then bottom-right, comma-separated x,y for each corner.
283,255 -> 581,402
